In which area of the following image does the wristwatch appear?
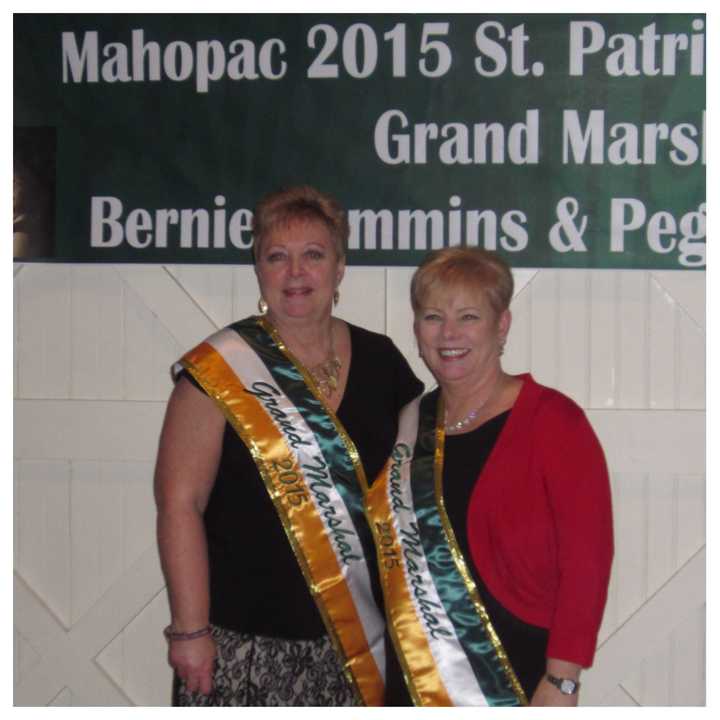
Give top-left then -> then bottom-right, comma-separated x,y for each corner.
546,673 -> 580,695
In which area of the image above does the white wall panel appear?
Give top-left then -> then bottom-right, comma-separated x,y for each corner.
121,461 -> 159,570
119,593 -> 174,707
70,461 -> 156,626
14,572 -> 137,706
620,602 -> 705,706
645,474 -> 680,597
15,264 -> 189,402
71,461 -> 126,626
231,266 -> 263,321
116,265 -> 216,352
502,269 -> 538,381
500,269 -> 705,411
97,591 -> 173,706
648,275 -> 679,409
14,628 -> 41,690
503,276 -> 531,379
14,400 -> 165,462
555,270 -> 591,407
49,688 -> 74,706
336,267 -> 387,335
511,269 -> 538,297
15,460 -> 72,628
605,472 -> 649,630
69,266 -> 126,399
386,267 -> 434,391
676,309 -> 706,408
616,272 -> 650,409
676,474 -> 706,565
527,269 -> 560,391
596,686 -> 639,706
122,282 -> 183,401
167,265 -> 235,329
16,265 -> 73,399
589,410 -> 704,474
652,271 -> 705,329
13,264 -> 705,706
582,547 -> 704,705
166,265 -> 266,332
672,603 -> 706,705
588,270 -> 619,408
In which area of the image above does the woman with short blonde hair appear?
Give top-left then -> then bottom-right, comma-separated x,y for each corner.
373,247 -> 613,707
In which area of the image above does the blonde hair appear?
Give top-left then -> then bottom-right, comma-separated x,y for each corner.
252,185 -> 348,261
410,247 -> 514,317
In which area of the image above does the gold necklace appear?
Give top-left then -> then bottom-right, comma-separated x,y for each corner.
307,329 -> 341,398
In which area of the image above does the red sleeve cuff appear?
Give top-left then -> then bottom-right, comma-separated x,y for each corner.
546,627 -> 599,668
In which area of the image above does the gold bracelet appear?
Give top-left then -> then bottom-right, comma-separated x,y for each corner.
163,624 -> 211,642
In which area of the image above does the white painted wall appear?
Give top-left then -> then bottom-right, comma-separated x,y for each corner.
13,264 -> 705,706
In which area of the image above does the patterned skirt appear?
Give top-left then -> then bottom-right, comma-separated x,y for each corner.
173,626 -> 358,706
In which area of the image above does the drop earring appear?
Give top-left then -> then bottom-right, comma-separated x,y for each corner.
258,297 -> 268,315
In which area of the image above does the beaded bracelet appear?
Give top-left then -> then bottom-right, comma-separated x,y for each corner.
163,624 -> 212,642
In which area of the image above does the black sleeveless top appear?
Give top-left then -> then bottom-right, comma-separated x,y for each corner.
384,409 -> 549,704
182,322 -> 423,639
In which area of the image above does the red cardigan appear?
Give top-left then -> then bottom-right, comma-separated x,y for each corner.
467,374 -> 613,667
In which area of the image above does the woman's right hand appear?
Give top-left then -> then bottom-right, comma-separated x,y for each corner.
169,634 -> 217,696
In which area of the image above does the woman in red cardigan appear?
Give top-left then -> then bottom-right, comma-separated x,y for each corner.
373,247 -> 613,707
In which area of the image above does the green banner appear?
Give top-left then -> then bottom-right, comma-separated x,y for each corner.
13,13 -> 705,268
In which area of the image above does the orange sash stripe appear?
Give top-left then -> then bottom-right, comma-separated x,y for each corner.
182,341 -> 384,706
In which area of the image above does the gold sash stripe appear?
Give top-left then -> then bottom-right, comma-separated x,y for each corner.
369,396 -> 524,706
180,340 -> 384,706
368,455 -> 454,706
433,423 -> 527,705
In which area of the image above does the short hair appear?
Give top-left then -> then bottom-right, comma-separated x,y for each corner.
410,247 -> 514,318
252,185 -> 348,261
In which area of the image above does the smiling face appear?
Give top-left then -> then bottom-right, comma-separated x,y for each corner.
255,218 -> 345,325
414,284 -> 510,388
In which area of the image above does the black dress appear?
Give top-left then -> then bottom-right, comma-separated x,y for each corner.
384,410 -> 549,705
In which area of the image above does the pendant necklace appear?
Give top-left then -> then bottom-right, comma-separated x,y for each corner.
307,327 -> 341,398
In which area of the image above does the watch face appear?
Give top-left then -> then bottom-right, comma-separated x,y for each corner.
560,679 -> 576,694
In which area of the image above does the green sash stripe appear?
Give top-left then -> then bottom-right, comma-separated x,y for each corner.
230,318 -> 377,574
410,393 -> 521,706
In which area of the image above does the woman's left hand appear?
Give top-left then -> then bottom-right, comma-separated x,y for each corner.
529,658 -> 581,707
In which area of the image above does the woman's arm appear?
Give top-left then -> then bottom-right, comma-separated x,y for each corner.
535,401 -> 614,706
543,407 -> 613,663
154,376 -> 225,695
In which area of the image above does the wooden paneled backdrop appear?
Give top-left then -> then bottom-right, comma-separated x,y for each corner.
13,264 -> 705,706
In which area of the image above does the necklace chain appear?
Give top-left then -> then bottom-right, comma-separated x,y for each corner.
264,316 -> 342,399
445,407 -> 482,433
444,381 -> 501,433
